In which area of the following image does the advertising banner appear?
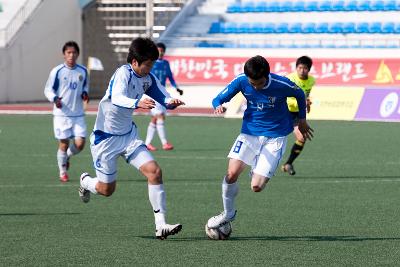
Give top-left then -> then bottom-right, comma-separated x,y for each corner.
167,56 -> 400,86
307,86 -> 365,120
355,88 -> 400,121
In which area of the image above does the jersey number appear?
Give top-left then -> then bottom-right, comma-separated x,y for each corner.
69,82 -> 78,90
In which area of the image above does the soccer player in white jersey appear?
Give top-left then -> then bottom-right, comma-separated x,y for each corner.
207,56 -> 314,230
78,38 -> 185,240
44,41 -> 89,182
145,42 -> 183,151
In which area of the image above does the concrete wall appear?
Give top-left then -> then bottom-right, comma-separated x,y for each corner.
0,0 -> 82,103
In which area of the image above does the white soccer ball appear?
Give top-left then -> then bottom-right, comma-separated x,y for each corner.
205,222 -> 232,240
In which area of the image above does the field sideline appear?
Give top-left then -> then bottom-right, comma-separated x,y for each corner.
1,114 -> 400,266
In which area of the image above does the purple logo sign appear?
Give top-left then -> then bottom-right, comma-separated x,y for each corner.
355,88 -> 400,121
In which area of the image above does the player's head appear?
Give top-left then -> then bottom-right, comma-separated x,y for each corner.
244,55 -> 270,90
62,41 -> 79,67
127,37 -> 159,77
296,56 -> 312,80
157,42 -> 166,59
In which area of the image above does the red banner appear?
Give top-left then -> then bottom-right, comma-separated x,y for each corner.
166,56 -> 400,86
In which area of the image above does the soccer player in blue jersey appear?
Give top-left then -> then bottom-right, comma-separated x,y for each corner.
44,41 -> 89,182
145,42 -> 183,151
78,38 -> 184,239
207,56 -> 313,229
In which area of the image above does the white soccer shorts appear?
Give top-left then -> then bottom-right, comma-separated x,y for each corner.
53,116 -> 86,140
227,133 -> 287,179
90,127 -> 154,183
150,101 -> 167,116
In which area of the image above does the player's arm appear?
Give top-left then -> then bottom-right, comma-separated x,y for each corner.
111,68 -> 148,109
146,73 -> 184,109
212,77 -> 242,114
81,68 -> 90,103
306,78 -> 316,113
290,83 -> 314,140
165,61 -> 183,95
44,68 -> 62,108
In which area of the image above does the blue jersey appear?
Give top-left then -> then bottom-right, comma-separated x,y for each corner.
212,73 -> 306,137
151,59 -> 178,88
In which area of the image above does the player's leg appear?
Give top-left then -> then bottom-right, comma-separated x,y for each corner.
145,116 -> 157,151
53,116 -> 72,182
282,125 -> 305,175
156,113 -> 173,150
127,145 -> 182,239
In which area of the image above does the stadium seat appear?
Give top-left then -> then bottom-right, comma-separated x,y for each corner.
344,0 -> 357,11
291,1 -> 305,12
208,22 -> 220,33
221,22 -> 237,34
262,22 -> 275,33
355,22 -> 369,33
227,2 -> 241,13
331,1 -> 345,11
318,1 -> 331,11
381,22 -> 395,33
278,1 -> 291,12
383,0 -> 396,11
248,22 -> 263,33
242,1 -> 255,13
304,1 -> 318,12
368,22 -> 382,33
357,1 -> 370,11
370,0 -> 385,11
328,22 -> 343,33
237,22 -> 251,33
394,23 -> 400,33
342,22 -> 356,33
302,23 -> 316,33
254,1 -> 268,12
315,22 -> 329,33
274,22 -> 289,33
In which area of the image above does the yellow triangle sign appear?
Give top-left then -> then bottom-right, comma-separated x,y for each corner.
373,60 -> 393,83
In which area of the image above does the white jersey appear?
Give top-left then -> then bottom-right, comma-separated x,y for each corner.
94,64 -> 172,137
44,63 -> 89,117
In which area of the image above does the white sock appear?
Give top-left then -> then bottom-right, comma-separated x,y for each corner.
145,122 -> 156,145
222,176 -> 238,218
57,149 -> 67,175
67,143 -> 80,157
81,176 -> 98,194
156,120 -> 167,145
148,184 -> 167,228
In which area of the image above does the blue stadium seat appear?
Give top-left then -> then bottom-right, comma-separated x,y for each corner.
304,1 -> 318,11
275,23 -> 289,33
356,22 -> 369,33
208,22 -> 220,33
237,22 -> 251,33
318,1 -> 331,11
278,1 -> 291,12
302,23 -> 316,33
249,23 -> 263,33
381,22 -> 395,33
344,0 -> 357,11
315,22 -> 329,33
254,1 -> 268,12
331,1 -> 345,11
357,1 -> 370,11
342,22 -> 356,33
242,2 -> 255,12
291,1 -> 305,12
288,23 -> 302,33
394,23 -> 400,33
262,22 -> 275,33
227,2 -> 241,13
383,0 -> 396,11
328,22 -> 343,33
370,0 -> 385,11
368,22 -> 382,33
221,22 -> 237,33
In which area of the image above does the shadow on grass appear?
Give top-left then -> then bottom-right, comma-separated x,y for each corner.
283,175 -> 400,179
0,212 -> 80,216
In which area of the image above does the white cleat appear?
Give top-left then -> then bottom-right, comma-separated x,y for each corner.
79,172 -> 91,203
155,224 -> 182,240
207,210 -> 237,229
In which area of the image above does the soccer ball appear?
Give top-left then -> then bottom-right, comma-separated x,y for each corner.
205,222 -> 232,240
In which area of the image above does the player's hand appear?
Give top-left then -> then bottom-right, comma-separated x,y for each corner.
214,105 -> 226,114
176,88 -> 183,95
167,98 -> 185,108
306,98 -> 312,113
54,96 -> 62,109
81,92 -> 89,103
298,119 -> 314,141
137,98 -> 156,109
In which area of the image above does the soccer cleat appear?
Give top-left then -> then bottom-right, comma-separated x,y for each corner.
59,172 -> 69,182
162,143 -> 174,150
155,224 -> 182,240
146,144 -> 157,151
281,164 -> 296,175
207,210 -> 237,229
78,172 -> 91,203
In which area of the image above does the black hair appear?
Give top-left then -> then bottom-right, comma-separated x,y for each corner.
244,55 -> 270,80
296,56 -> 313,69
157,42 -> 166,51
126,37 -> 159,64
62,41 -> 80,54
